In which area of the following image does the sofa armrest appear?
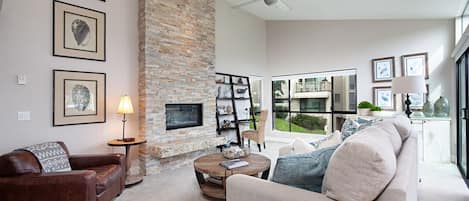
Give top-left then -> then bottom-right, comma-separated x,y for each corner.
69,154 -> 125,170
226,174 -> 334,201
0,170 -> 97,201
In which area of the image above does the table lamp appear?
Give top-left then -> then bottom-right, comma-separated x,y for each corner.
392,76 -> 427,118
117,95 -> 135,142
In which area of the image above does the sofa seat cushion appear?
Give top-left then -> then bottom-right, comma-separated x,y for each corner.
87,164 -> 123,194
322,127 -> 397,201
272,145 -> 339,192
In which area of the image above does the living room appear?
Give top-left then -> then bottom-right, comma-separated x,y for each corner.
1,0 -> 469,201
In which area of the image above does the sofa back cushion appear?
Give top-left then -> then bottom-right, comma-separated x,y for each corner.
322,128 -> 397,201
372,122 -> 403,155
0,150 -> 41,177
383,115 -> 411,141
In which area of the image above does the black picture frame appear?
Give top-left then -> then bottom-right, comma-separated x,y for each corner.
53,69 -> 107,126
53,0 -> 106,61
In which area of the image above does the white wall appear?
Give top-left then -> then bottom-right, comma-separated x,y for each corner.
266,20 -> 456,159
0,0 -> 139,154
215,0 -> 271,129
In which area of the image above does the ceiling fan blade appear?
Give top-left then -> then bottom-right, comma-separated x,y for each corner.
231,0 -> 261,9
274,0 -> 291,12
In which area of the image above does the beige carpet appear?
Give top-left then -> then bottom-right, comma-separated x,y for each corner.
116,138 -> 469,201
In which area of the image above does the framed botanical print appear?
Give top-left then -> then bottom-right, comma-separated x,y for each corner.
401,52 -> 429,79
373,86 -> 396,111
53,1 -> 106,61
403,84 -> 429,111
53,70 -> 106,126
372,57 -> 395,82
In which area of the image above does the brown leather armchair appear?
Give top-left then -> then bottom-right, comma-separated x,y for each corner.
0,142 -> 126,201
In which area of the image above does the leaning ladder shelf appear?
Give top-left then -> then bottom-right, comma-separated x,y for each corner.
215,73 -> 257,147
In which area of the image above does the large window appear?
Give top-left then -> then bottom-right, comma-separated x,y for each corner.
250,76 -> 263,129
272,70 -> 357,135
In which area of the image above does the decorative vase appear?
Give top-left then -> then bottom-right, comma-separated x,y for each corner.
223,146 -> 248,159
358,108 -> 371,116
422,96 -> 434,117
434,96 -> 450,117
372,111 -> 381,116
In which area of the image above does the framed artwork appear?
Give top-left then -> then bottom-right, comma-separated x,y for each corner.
401,52 -> 429,79
53,70 -> 106,126
53,1 -> 106,61
373,86 -> 396,111
403,84 -> 429,111
372,57 -> 395,82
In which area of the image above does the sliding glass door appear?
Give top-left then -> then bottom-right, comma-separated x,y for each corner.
272,70 -> 357,135
457,52 -> 469,179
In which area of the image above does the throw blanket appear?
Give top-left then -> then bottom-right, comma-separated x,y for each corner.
18,142 -> 72,173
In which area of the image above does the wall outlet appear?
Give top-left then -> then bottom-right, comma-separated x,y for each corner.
17,74 -> 27,85
18,111 -> 31,121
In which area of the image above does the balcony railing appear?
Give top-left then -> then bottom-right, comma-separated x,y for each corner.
295,82 -> 330,93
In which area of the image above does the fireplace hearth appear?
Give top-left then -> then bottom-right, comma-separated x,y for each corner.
166,104 -> 203,130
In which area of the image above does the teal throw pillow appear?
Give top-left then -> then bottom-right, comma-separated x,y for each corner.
272,145 -> 339,193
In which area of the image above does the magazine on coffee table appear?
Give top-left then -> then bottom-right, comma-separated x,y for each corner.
219,159 -> 249,170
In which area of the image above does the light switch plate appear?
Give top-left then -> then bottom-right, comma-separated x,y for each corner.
18,112 -> 31,121
17,74 -> 27,85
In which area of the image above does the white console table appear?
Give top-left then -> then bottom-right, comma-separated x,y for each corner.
410,117 -> 451,164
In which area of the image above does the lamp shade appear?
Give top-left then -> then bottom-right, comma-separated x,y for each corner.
392,76 -> 427,94
117,95 -> 134,114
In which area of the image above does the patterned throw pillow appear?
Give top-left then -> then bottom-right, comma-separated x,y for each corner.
340,118 -> 379,140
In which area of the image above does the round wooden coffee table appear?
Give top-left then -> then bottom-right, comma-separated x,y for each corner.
194,153 -> 271,200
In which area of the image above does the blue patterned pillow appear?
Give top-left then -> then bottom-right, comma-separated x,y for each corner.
340,118 -> 378,140
272,145 -> 339,193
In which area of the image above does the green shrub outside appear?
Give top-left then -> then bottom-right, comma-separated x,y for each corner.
291,114 -> 327,131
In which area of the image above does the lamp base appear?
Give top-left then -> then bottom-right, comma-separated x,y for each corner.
405,94 -> 413,118
118,137 -> 135,142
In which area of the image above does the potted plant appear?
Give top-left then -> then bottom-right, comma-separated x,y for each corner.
357,101 -> 373,116
371,106 -> 382,116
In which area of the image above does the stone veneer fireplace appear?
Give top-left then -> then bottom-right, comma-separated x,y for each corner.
137,0 -> 224,175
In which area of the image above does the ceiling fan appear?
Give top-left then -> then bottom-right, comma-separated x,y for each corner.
232,0 -> 291,12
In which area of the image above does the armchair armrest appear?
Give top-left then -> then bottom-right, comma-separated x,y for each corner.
0,170 -> 97,201
226,174 -> 333,201
69,154 -> 125,170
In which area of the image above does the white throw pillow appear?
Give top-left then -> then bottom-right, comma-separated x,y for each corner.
287,138 -> 316,155
322,128 -> 397,201
384,115 -> 411,141
317,131 -> 342,150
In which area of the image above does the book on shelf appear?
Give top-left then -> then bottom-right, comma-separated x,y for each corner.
219,159 -> 249,170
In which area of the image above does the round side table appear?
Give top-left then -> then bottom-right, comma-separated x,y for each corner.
108,137 -> 147,187
194,153 -> 271,200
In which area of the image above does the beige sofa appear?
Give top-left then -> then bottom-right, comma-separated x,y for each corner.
227,117 -> 417,201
